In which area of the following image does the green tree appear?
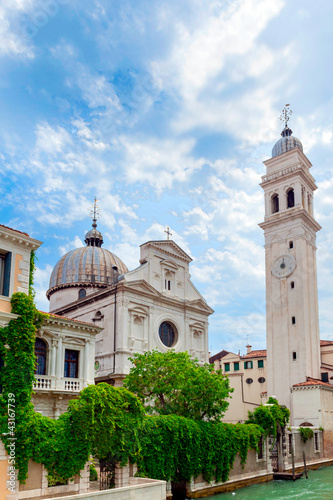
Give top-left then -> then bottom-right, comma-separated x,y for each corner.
246,397 -> 290,439
123,350 -> 233,422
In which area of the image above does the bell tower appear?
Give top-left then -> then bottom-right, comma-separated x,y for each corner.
259,107 -> 321,415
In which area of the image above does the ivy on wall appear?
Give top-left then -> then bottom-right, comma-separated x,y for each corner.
135,415 -> 262,484
0,266 -> 144,484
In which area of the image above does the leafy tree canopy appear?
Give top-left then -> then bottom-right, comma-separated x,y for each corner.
123,350 -> 233,422
246,397 -> 290,438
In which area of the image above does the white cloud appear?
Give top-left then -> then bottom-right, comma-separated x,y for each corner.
0,0 -> 36,58
118,136 -> 205,190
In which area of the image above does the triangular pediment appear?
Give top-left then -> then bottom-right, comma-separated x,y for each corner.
186,298 -> 214,315
121,279 -> 162,297
140,240 -> 192,263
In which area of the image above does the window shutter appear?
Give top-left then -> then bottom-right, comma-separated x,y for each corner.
3,252 -> 12,297
250,361 -> 253,369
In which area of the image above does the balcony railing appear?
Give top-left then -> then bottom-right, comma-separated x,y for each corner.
64,378 -> 82,392
33,376 -> 82,392
33,376 -> 52,390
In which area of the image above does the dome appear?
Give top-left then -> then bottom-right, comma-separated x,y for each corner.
47,221 -> 128,298
272,126 -> 303,158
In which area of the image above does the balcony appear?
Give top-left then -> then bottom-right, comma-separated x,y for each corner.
33,376 -> 82,393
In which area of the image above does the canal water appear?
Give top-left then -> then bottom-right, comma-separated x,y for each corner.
203,466 -> 333,499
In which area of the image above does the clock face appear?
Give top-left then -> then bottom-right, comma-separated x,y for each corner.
272,254 -> 296,279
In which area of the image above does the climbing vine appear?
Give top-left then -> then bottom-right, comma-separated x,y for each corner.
0,290 -> 144,483
299,427 -> 314,443
136,415 -> 262,484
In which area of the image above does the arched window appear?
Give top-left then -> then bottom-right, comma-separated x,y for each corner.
79,289 -> 86,300
271,194 -> 279,214
287,188 -> 295,208
291,281 -> 295,289
292,316 -> 296,325
292,351 -> 297,361
35,338 -> 47,375
159,321 -> 177,347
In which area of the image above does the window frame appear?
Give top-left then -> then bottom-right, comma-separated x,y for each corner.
64,349 -> 79,378
0,251 -> 12,297
35,338 -> 48,376
244,360 -> 253,370
224,363 -> 230,372
258,359 -> 264,369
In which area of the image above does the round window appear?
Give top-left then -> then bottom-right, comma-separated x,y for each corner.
246,378 -> 253,384
159,321 -> 177,347
258,377 -> 266,383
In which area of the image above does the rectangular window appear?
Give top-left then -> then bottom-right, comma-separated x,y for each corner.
321,372 -> 329,383
258,360 -> 264,368
64,349 -> 79,378
244,361 -> 253,370
234,362 -> 239,371
0,252 -> 11,297
224,363 -> 230,372
165,280 -> 171,290
315,432 -> 319,452
288,433 -> 293,455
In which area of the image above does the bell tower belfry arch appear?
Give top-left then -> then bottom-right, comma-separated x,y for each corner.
259,107 -> 321,415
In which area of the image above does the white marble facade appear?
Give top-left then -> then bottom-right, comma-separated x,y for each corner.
48,239 -> 213,386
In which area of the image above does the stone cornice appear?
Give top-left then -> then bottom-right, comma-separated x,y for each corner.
43,314 -> 103,335
292,384 -> 333,392
260,163 -> 317,192
0,226 -> 42,251
259,207 -> 321,234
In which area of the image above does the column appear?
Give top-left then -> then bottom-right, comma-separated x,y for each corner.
56,336 -> 63,379
265,192 -> 270,216
295,182 -> 302,206
84,339 -> 90,384
51,340 -> 57,377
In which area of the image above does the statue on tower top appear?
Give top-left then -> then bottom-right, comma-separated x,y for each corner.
279,104 -> 293,137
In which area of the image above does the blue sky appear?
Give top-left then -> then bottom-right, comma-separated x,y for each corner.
2,0 -> 333,355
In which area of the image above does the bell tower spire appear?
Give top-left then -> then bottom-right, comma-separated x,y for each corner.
259,109 -> 321,420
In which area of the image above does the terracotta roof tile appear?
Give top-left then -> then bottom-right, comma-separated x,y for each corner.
242,349 -> 267,359
293,376 -> 332,388
39,310 -> 97,328
320,340 -> 333,346
209,350 -> 229,363
0,224 -> 30,237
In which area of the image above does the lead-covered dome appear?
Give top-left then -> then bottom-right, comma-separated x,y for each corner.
272,126 -> 303,158
47,221 -> 128,299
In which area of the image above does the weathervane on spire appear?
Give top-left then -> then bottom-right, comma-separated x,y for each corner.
280,104 -> 293,128
89,197 -> 101,228
164,226 -> 172,240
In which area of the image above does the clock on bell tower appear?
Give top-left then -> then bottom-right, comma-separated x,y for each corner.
259,108 -> 321,416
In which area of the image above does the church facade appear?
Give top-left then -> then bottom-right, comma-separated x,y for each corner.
47,220 -> 213,386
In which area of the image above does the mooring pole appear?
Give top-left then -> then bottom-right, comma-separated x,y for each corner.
303,451 -> 308,479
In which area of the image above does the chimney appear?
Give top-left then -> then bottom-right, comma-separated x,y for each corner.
246,344 -> 252,354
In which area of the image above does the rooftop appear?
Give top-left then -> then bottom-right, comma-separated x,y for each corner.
209,350 -> 229,364
242,349 -> 267,359
0,224 -> 30,237
293,377 -> 332,388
